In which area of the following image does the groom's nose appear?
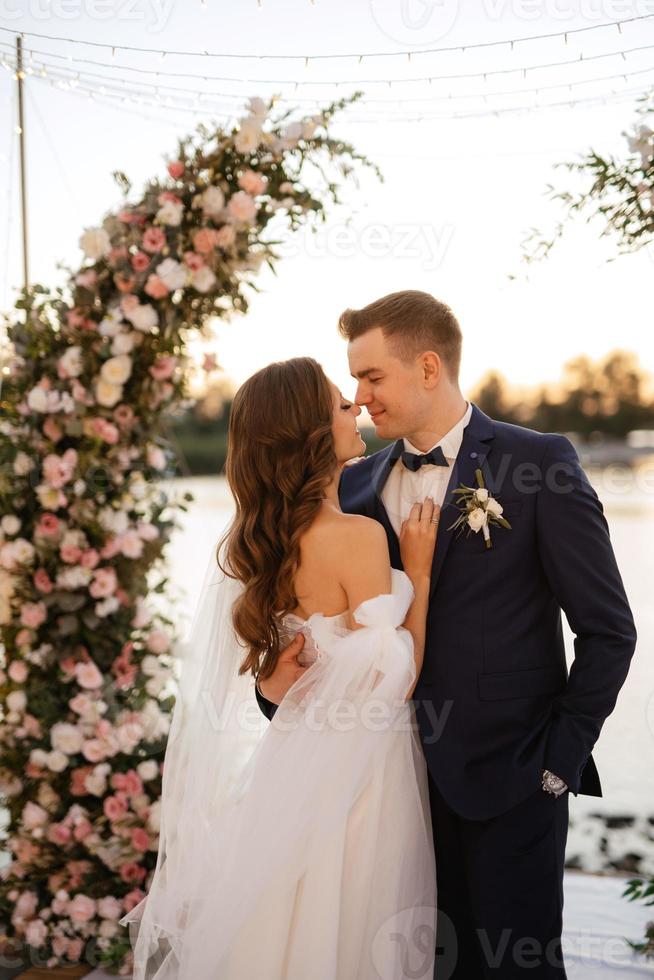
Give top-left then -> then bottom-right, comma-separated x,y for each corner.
354,383 -> 371,406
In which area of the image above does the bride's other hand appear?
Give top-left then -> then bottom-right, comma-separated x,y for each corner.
400,498 -> 440,583
258,634 -> 307,706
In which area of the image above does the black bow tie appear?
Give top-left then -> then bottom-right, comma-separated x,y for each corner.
400,445 -> 449,471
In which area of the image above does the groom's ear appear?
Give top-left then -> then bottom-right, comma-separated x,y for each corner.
421,351 -> 442,387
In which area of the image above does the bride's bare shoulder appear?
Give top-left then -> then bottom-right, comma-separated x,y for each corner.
304,510 -> 388,559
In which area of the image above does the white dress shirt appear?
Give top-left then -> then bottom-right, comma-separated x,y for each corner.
381,401 -> 473,537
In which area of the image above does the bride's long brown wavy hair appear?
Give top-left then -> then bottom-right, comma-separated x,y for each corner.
217,357 -> 338,681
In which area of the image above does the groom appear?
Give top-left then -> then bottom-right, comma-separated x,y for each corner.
255,290 -> 637,978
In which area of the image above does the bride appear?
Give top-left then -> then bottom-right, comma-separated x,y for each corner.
120,357 -> 439,979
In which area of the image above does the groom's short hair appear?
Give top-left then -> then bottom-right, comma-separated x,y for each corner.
338,290 -> 462,380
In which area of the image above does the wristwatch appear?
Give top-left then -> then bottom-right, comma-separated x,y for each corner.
542,769 -> 568,797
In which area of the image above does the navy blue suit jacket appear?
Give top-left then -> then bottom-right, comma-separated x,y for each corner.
337,403 -> 637,820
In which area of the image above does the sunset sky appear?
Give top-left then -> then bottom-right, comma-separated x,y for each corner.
1,0 -> 653,406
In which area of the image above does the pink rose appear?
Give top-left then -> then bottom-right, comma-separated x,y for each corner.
75,269 -> 98,288
114,404 -> 135,430
92,418 -> 119,444
21,601 -> 47,629
114,273 -> 136,293
118,530 -> 144,560
137,523 -> 159,541
67,893 -> 97,923
43,448 -> 77,489
8,660 -> 28,683
167,160 -> 185,179
36,513 -> 61,537
123,888 -> 146,912
48,823 -> 73,845
82,739 -> 108,762
121,294 -> 139,314
149,355 -> 177,381
89,567 -> 118,598
104,794 -> 129,821
146,629 -> 171,654
238,169 -> 267,196
100,538 -> 121,560
158,190 -> 182,205
141,227 -> 166,254
193,228 -> 220,255
66,938 -> 84,963
227,190 -> 257,224
73,818 -> 93,842
80,549 -> 100,569
34,568 -> 54,593
16,628 -> 32,646
183,251 -> 204,271
75,661 -> 104,690
144,274 -> 169,299
131,827 -> 149,851
120,862 -> 147,884
130,251 -> 150,272
60,544 -> 83,564
25,918 -> 47,947
43,416 -> 63,443
215,224 -> 236,250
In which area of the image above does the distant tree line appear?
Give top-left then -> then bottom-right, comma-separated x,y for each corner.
167,350 -> 654,475
470,350 -> 654,440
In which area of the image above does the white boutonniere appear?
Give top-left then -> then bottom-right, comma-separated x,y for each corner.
448,468 -> 512,550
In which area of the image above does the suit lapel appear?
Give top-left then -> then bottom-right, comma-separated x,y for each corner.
428,404 -> 495,599
370,440 -> 404,569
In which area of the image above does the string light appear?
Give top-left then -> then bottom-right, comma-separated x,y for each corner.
5,44 -> 654,109
12,51 -> 653,119
0,14 -> 651,62
2,37 -> 652,89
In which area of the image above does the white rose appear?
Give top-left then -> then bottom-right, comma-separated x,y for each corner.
125,303 -> 158,334
99,507 -> 129,534
234,118 -> 262,155
1,515 -> 20,536
246,96 -> 267,120
95,380 -> 123,408
100,354 -> 132,386
156,258 -> 188,291
192,267 -> 216,293
11,538 -> 35,565
201,186 -> 225,218
111,332 -> 135,355
27,386 -> 49,413
13,451 -> 34,476
137,759 -> 159,781
156,199 -> 184,226
47,750 -> 69,773
98,311 -> 124,337
467,508 -> 488,533
36,485 -> 61,510
486,497 -> 504,517
96,595 -> 120,618
282,121 -> 303,148
30,748 -> 50,768
146,445 -> 166,470
7,690 -> 26,714
79,227 -> 111,260
51,722 -> 84,755
59,346 -> 83,378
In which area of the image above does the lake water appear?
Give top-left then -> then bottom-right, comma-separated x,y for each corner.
162,468 -> 654,874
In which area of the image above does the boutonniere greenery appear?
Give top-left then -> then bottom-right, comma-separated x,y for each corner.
448,468 -> 512,550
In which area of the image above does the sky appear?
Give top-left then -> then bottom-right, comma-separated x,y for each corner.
1,0 -> 654,403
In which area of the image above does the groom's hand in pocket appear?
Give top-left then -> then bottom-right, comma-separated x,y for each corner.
258,635 -> 307,706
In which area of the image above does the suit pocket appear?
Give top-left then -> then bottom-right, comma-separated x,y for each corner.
477,665 -> 566,700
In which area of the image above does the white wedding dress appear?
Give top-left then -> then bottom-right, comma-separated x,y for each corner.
120,565 -> 437,980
